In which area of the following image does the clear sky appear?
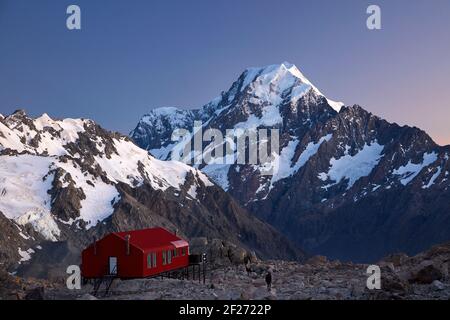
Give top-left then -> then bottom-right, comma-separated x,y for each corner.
1,0 -> 449,145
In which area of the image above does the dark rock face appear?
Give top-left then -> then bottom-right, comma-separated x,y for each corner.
47,168 -> 85,223
0,111 -> 304,280
0,211 -> 35,270
131,62 -> 450,262
98,181 -> 303,262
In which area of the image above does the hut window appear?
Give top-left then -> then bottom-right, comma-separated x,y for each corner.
162,251 -> 166,265
147,253 -> 157,268
167,250 -> 172,264
181,247 -> 186,256
173,248 -> 178,257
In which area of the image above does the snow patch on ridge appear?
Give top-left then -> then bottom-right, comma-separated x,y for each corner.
423,166 -> 442,189
137,107 -> 194,135
96,139 -> 186,190
393,152 -> 438,186
234,104 -> 283,130
202,164 -> 231,191
18,247 -> 35,263
0,155 -> 61,240
326,99 -> 344,112
15,211 -> 61,241
269,134 -> 333,188
322,141 -> 384,189
56,159 -> 120,228
0,114 -> 88,156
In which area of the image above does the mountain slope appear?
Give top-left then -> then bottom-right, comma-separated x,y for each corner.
131,62 -> 450,262
0,110 -> 303,277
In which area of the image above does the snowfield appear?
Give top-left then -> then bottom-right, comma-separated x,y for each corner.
0,155 -> 61,240
0,112 -> 214,241
269,134 -> 333,190
0,113 -> 88,156
393,152 -> 438,186
321,141 -> 385,189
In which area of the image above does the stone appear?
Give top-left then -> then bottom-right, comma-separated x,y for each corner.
249,251 -> 258,263
77,293 -> 98,300
24,287 -> 45,300
379,262 -> 396,272
229,246 -> 247,264
410,261 -> 443,284
431,280 -> 445,291
382,274 -> 410,293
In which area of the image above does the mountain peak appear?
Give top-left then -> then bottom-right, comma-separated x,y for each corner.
242,62 -> 318,89
239,62 -> 344,112
12,109 -> 27,116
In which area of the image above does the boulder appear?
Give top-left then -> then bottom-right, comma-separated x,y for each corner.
229,246 -> 247,264
24,287 -> 45,300
249,251 -> 258,263
382,274 -> 410,294
379,262 -> 396,272
431,280 -> 445,291
77,293 -> 98,300
410,261 -> 443,284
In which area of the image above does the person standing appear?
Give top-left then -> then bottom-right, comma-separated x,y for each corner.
244,256 -> 252,276
265,270 -> 272,292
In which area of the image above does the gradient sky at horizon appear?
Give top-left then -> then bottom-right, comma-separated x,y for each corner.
1,0 -> 450,145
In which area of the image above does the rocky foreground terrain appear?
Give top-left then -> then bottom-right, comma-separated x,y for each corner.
1,242 -> 449,300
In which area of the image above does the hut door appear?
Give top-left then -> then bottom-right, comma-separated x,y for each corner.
109,257 -> 118,275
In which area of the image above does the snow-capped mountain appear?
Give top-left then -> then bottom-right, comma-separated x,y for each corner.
131,62 -> 450,262
0,110 -> 302,275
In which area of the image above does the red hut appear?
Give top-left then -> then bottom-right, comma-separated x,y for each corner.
81,227 -> 189,279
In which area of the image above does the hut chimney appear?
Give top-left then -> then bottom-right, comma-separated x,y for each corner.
125,234 -> 131,255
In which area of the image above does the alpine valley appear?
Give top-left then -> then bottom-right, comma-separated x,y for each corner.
1,62 -> 450,300
131,62 -> 450,263
0,109 -> 303,279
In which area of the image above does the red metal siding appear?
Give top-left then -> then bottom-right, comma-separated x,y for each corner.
81,228 -> 190,279
141,245 -> 189,277
82,234 -> 144,278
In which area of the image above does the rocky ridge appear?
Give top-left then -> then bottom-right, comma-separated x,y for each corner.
131,62 -> 450,262
0,110 -> 303,278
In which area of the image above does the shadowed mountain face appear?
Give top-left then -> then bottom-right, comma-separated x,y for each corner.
131,62 -> 450,262
0,110 -> 303,278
